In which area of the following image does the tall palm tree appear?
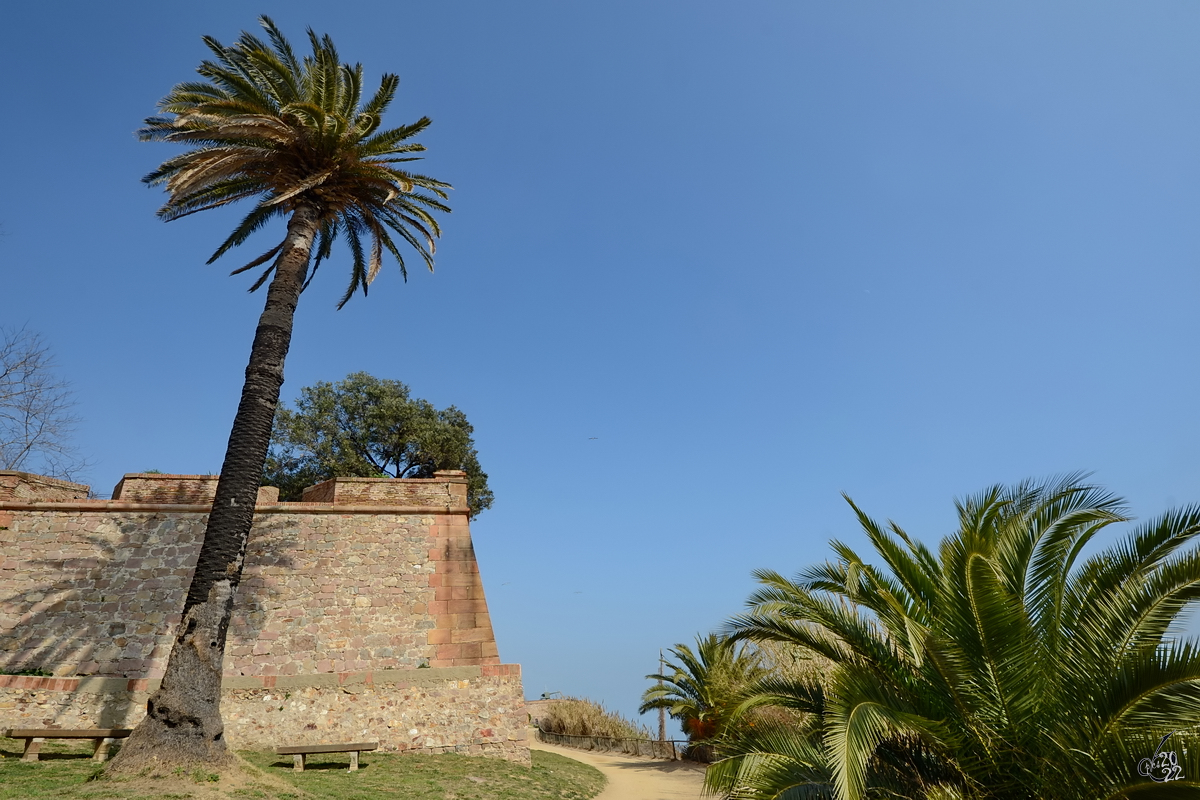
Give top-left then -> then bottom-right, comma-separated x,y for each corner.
713,476 -> 1200,799
109,17 -> 449,771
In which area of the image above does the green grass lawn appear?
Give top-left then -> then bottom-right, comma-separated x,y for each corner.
0,740 -> 606,799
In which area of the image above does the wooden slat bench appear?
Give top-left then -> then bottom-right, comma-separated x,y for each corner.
2,728 -> 133,762
275,741 -> 379,772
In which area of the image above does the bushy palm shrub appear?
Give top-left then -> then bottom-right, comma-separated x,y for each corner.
640,633 -> 771,748
710,476 -> 1200,799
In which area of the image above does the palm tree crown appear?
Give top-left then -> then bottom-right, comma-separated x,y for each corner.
139,15 -> 450,306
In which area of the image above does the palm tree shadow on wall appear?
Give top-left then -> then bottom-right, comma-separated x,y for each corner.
0,514 -> 298,727
225,516 -> 302,674
1,532 -> 122,676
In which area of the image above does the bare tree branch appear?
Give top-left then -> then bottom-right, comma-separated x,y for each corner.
0,327 -> 90,481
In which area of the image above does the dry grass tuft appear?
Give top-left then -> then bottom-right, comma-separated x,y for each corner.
539,697 -> 653,740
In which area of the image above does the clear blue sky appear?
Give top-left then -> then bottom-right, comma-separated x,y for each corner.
5,1 -> 1200,732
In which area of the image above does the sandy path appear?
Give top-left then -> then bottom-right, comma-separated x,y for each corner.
530,738 -> 708,800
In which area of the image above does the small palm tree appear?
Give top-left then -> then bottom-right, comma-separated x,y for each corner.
640,633 -> 768,746
110,17 -> 449,771
714,476 -> 1200,799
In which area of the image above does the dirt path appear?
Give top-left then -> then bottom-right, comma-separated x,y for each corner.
530,738 -> 708,800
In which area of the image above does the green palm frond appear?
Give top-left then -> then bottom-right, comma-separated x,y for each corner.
640,633 -> 768,743
706,719 -> 836,800
722,476 -> 1200,800
141,15 -> 450,304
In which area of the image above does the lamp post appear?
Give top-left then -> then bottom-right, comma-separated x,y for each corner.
658,649 -> 666,743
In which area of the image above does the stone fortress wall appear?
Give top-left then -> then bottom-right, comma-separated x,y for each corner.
0,470 -> 528,762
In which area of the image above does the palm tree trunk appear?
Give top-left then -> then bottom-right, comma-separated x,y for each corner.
109,205 -> 320,771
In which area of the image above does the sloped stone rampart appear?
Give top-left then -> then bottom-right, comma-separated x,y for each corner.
0,471 -> 524,762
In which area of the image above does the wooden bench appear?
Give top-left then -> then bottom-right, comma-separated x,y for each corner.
2,728 -> 133,762
275,741 -> 379,772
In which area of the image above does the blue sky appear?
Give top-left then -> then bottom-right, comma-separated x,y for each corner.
5,1 -> 1200,732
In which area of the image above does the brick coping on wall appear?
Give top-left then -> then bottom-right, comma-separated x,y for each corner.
0,501 -> 467,514
0,664 -> 521,695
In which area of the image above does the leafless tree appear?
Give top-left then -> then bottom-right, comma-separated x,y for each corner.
0,327 -> 88,481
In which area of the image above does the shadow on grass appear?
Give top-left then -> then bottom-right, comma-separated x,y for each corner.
24,752 -> 95,762
267,759 -> 372,771
0,741 -> 97,761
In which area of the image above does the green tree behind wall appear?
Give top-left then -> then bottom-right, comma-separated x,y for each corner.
264,372 -> 493,518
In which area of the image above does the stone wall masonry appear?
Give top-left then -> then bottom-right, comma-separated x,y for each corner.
301,472 -> 469,508
0,507 -> 498,677
0,666 -> 529,764
111,474 -> 279,506
0,472 -> 89,503
0,510 -> 201,677
111,473 -> 220,504
0,470 -> 520,761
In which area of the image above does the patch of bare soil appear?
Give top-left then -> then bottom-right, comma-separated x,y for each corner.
87,752 -> 305,799
529,738 -> 705,800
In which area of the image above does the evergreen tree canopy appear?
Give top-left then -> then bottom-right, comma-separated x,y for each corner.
264,372 -> 493,518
